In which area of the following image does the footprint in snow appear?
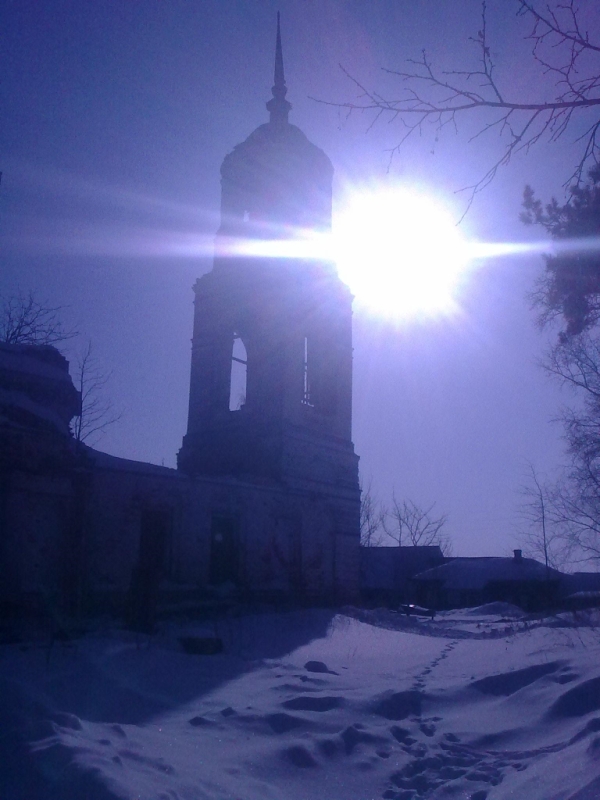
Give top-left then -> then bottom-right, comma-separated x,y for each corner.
265,712 -> 305,734
371,690 -> 422,721
317,737 -> 339,758
383,737 -> 510,798
188,715 -> 213,727
390,726 -> 416,746
304,660 -> 339,675
444,732 -> 460,742
340,724 -> 384,755
117,749 -> 175,775
282,695 -> 343,712
282,744 -> 317,768
419,721 -> 436,737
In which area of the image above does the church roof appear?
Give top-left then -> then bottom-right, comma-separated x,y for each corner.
221,121 -> 332,181
217,15 -> 333,235
222,13 -> 332,179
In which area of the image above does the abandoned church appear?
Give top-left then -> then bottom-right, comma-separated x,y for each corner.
0,20 -> 361,620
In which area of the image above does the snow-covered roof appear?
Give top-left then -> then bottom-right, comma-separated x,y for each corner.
413,556 -> 563,590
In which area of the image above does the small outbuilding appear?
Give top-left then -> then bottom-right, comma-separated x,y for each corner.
411,550 -> 562,611
360,545 -> 445,605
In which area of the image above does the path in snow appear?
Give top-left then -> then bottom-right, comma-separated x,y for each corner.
2,606 -> 600,799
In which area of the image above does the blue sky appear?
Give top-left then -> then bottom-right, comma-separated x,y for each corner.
4,0 -> 597,556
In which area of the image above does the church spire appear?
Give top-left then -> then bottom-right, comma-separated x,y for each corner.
266,12 -> 292,124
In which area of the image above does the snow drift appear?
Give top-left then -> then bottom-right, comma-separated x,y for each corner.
2,605 -> 600,799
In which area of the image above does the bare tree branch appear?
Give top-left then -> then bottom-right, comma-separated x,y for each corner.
360,478 -> 386,547
72,341 -> 121,446
316,0 -> 600,213
517,463 -> 572,569
539,333 -> 600,563
0,291 -> 77,346
384,495 -> 451,554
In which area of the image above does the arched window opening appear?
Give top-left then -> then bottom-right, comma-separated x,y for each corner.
302,336 -> 313,406
229,334 -> 247,411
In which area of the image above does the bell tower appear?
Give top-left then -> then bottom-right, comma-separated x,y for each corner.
178,16 -> 359,499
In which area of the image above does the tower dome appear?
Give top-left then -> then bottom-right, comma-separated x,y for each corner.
218,14 -> 333,238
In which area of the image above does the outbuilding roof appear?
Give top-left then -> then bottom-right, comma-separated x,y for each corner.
413,556 -> 562,591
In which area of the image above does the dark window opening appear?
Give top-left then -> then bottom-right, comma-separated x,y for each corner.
138,505 -> 172,580
302,336 -> 313,406
128,504 -> 172,630
209,515 -> 238,585
229,334 -> 247,411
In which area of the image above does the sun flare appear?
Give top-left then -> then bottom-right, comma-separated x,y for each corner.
333,187 -> 470,319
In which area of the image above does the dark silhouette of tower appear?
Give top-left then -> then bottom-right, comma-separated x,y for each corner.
0,17 -> 361,616
178,17 -> 359,572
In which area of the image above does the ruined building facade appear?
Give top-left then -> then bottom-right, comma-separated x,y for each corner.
0,20 -> 360,617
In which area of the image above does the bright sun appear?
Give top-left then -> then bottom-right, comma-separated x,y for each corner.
333,187 -> 470,319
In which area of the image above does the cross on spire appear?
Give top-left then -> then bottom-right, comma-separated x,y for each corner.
266,12 -> 292,123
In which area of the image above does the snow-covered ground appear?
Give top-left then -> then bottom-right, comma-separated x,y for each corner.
2,604 -> 600,799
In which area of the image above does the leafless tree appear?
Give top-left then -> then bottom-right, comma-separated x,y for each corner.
0,291 -> 76,346
550,477 -> 600,564
72,341 -> 121,446
518,463 -> 572,569
384,495 -> 452,554
540,333 -> 600,563
360,479 -> 386,547
0,293 -> 120,447
322,0 -> 600,215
